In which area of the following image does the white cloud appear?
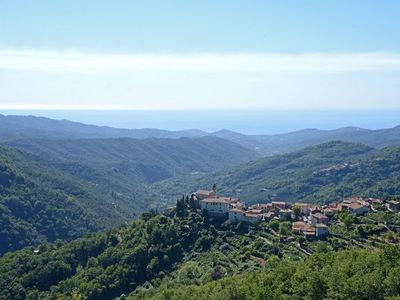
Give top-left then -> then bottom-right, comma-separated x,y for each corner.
1,48 -> 400,73
1,48 -> 400,110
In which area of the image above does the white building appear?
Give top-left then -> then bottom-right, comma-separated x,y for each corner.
200,197 -> 232,216
228,208 -> 247,223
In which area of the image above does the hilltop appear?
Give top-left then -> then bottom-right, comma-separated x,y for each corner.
2,114 -> 400,155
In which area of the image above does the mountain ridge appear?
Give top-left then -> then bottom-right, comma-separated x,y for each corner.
2,113 -> 400,154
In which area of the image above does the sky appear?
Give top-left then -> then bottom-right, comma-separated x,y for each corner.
0,0 -> 400,110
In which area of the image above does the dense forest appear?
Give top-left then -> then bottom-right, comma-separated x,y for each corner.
0,136 -> 256,255
156,141 -> 400,204
0,146 -> 103,255
1,205 -> 400,300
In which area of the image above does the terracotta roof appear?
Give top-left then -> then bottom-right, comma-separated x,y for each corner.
246,209 -> 263,214
292,221 -> 307,229
245,213 -> 261,218
348,202 -> 365,210
229,208 -> 244,213
201,197 -> 231,204
272,201 -> 288,205
195,190 -> 214,195
312,212 -> 328,219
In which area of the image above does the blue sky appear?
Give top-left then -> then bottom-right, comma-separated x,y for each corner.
1,0 -> 400,110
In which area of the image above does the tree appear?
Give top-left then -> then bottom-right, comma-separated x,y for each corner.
176,196 -> 186,218
269,220 -> 280,232
340,212 -> 355,230
293,206 -> 301,221
279,222 -> 290,237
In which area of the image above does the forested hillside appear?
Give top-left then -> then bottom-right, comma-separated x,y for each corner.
7,136 -> 256,182
1,208 -> 400,300
155,141 -> 377,203
214,125 -> 400,154
0,146 -> 103,255
0,136 -> 256,254
159,141 -> 400,205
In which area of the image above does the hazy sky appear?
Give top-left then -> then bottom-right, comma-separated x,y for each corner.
1,0 -> 400,110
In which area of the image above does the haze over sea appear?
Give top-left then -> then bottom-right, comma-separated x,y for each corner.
2,109 -> 400,135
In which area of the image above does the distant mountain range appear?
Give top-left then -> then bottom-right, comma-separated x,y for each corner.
155,141 -> 400,204
1,114 -> 400,154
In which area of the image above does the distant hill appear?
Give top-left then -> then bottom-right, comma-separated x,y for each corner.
155,141 -> 400,204
7,136 -> 257,183
157,142 -> 394,203
213,126 -> 400,154
0,114 -> 207,140
1,114 -> 400,155
0,136 -> 256,254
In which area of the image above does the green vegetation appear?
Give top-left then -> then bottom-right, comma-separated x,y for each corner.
0,146 -> 100,255
1,200 -> 400,300
3,114 -> 400,155
134,246 -> 400,300
0,136 -> 256,254
157,141 -> 400,205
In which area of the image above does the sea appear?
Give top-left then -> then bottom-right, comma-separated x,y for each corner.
1,109 -> 400,135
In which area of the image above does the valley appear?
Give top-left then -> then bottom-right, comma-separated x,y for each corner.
1,115 -> 400,299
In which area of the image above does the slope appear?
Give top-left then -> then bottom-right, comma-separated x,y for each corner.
0,136 -> 256,254
0,114 -> 207,141
1,209 -> 400,300
0,146 -> 105,255
154,141 -> 380,204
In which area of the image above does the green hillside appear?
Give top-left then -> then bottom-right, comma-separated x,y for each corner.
160,141 -> 400,206
0,114 -> 207,141
0,146 -> 103,255
155,141 -> 378,204
1,207 -> 400,300
214,126 -> 400,154
0,137 -> 256,255
2,114 -> 400,156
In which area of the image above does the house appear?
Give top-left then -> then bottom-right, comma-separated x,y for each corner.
229,208 -> 263,223
292,221 -> 308,234
387,200 -> 400,212
309,212 -> 329,225
322,208 -> 335,217
345,202 -> 369,216
244,212 -> 263,223
194,189 -> 216,200
292,221 -> 317,239
294,203 -> 318,215
228,208 -> 246,223
250,203 -> 274,212
272,201 -> 291,209
315,223 -> 329,237
200,197 -> 232,217
264,211 -> 276,220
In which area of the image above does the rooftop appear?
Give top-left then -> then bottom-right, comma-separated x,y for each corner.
202,197 -> 231,204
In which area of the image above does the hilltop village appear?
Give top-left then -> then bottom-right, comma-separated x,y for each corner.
165,184 -> 400,240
